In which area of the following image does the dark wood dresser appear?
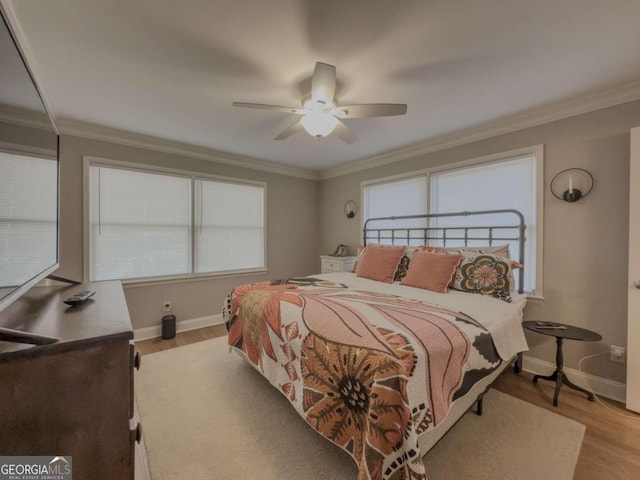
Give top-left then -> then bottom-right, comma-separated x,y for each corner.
0,280 -> 141,479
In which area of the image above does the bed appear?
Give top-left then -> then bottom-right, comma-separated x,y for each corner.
223,210 -> 529,480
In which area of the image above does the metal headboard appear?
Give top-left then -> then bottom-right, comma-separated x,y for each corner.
363,209 -> 526,294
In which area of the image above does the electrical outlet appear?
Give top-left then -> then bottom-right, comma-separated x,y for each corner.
610,345 -> 625,363
163,301 -> 172,312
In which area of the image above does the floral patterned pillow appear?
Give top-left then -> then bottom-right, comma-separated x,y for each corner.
450,253 -> 515,297
445,245 -> 523,270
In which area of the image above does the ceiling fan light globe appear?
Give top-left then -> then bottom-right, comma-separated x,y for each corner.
300,112 -> 338,137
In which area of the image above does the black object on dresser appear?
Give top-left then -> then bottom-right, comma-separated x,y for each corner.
523,320 -> 602,407
0,281 -> 141,479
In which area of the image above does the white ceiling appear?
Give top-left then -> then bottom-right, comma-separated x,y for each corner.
5,0 -> 640,172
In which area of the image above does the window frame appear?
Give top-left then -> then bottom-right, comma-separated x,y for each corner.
361,145 -> 544,298
83,156 -> 267,285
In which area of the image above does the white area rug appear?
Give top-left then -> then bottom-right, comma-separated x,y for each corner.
136,338 -> 585,480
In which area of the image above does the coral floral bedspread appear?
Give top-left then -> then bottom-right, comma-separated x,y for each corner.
223,275 -> 525,480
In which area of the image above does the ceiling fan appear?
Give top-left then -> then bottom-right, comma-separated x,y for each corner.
232,62 -> 407,144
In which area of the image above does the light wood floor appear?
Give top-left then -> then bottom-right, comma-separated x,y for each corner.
136,326 -> 640,480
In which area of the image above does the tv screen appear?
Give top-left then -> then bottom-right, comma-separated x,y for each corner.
0,9 -> 59,318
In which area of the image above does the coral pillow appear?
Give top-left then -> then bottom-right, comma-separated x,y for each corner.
356,244 -> 406,283
394,246 -> 447,281
400,251 -> 463,294
353,245 -> 367,273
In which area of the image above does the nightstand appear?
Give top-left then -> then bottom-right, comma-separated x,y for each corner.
320,255 -> 357,273
523,321 -> 602,407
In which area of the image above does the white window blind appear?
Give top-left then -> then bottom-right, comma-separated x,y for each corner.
90,166 -> 191,281
88,162 -> 266,282
0,151 -> 57,287
195,179 -> 264,273
363,176 -> 428,244
430,156 -> 537,292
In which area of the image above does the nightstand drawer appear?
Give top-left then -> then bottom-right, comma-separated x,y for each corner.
322,259 -> 342,272
320,256 -> 357,273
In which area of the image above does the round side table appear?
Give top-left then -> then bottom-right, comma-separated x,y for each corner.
523,321 -> 602,407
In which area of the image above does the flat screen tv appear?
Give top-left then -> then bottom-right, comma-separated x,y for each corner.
0,8 -> 61,343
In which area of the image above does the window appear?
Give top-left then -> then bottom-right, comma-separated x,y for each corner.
430,155 -> 538,293
195,179 -> 264,273
87,161 -> 265,282
363,175 -> 427,222
363,175 -> 428,243
0,151 -> 57,286
362,147 -> 542,295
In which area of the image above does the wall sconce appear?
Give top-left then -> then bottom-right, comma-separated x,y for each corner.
550,168 -> 594,203
344,200 -> 357,218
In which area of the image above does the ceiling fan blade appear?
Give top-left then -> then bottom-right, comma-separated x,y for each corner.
232,102 -> 304,114
333,119 -> 358,144
336,103 -> 407,118
274,121 -> 304,140
311,62 -> 336,105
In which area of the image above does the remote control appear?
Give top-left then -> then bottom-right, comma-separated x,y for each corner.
63,290 -> 95,306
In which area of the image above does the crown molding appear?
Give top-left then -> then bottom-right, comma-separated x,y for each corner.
319,80 -> 640,180
0,103 -> 53,130
56,118 -> 319,181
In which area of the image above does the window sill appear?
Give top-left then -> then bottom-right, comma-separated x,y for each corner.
116,269 -> 269,289
525,294 -> 544,305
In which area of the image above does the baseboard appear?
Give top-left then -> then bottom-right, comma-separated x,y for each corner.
133,313 -> 224,341
522,355 -> 626,404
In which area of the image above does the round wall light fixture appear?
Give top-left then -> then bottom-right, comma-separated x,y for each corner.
550,168 -> 594,203
344,200 -> 357,218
